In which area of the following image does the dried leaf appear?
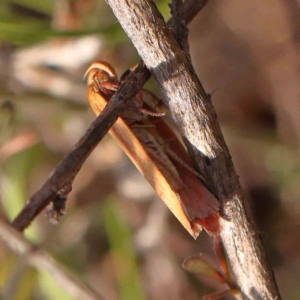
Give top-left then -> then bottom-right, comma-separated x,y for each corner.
182,255 -> 225,283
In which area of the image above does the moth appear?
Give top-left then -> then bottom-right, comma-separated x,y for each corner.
84,61 -> 219,238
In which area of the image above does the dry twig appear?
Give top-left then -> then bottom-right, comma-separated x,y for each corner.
12,62 -> 149,230
104,0 -> 281,299
0,219 -> 105,300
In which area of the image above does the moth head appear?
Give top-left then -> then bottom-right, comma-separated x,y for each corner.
83,61 -> 118,88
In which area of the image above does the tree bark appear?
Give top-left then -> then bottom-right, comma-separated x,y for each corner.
105,0 -> 281,299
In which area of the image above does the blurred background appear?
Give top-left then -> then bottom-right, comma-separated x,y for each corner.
1,0 -> 300,299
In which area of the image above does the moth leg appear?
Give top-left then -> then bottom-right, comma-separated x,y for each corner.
92,74 -> 102,92
165,148 -> 206,181
131,123 -> 156,128
140,107 -> 166,117
141,89 -> 167,113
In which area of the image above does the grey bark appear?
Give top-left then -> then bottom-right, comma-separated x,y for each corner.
105,0 -> 281,299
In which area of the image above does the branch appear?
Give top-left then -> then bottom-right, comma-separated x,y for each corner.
11,0 -> 208,230
12,62 -> 148,230
0,219 -> 105,300
104,0 -> 281,299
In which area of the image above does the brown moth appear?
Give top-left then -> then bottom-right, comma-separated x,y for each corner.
84,61 -> 219,238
